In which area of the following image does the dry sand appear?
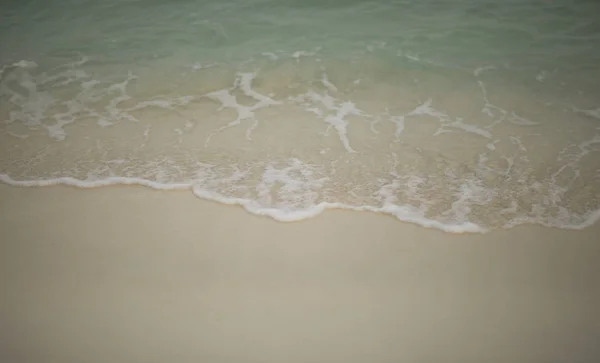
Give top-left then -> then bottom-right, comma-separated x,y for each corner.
1,184 -> 599,363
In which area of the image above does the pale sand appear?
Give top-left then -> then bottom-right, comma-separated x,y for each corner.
1,184 -> 599,363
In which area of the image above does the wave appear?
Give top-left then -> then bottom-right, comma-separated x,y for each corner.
0,173 -> 487,233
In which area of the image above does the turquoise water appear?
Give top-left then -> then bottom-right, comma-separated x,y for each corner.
1,0 -> 600,232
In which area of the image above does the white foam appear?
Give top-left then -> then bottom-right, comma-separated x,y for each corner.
204,72 -> 280,144
536,70 -> 548,82
510,136 -> 528,152
447,179 -> 496,221
485,141 -> 497,151
504,206 -> 600,231
261,52 -> 279,60
192,188 -> 487,233
406,99 -> 447,120
508,113 -> 539,126
2,70 -> 57,128
191,62 -> 217,71
397,50 -> 421,62
388,114 -> 405,141
447,118 -> 492,138
321,73 -> 338,93
12,60 -> 38,69
0,174 -> 192,190
6,131 -> 29,139
574,107 -> 600,120
297,91 -> 362,153
473,65 -> 496,77
403,99 -> 491,138
291,48 -> 321,62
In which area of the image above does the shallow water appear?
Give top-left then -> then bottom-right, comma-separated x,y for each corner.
1,0 -> 600,232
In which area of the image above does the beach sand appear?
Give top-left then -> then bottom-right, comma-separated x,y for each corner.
1,184 -> 599,363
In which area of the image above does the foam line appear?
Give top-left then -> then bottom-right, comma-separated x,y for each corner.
0,174 -> 192,190
0,173 -> 487,234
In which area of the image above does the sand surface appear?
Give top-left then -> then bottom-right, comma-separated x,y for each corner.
1,184 -> 600,362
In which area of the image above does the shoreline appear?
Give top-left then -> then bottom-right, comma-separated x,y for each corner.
2,183 -> 600,362
3,177 -> 600,233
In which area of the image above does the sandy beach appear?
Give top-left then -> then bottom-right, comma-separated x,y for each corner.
3,0 -> 600,361
1,184 -> 599,362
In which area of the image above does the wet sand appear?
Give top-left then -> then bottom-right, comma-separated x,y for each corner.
1,184 -> 599,363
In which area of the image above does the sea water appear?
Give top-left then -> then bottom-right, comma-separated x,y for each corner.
1,0 -> 599,232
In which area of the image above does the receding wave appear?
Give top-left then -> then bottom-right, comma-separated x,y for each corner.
2,0 -> 600,233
